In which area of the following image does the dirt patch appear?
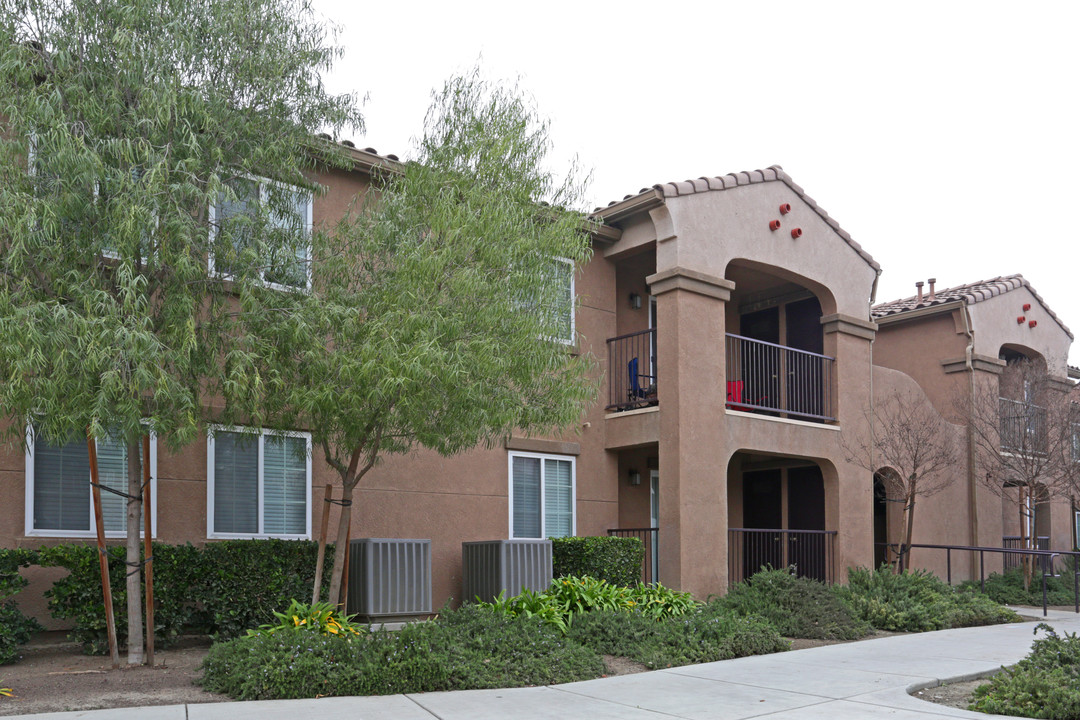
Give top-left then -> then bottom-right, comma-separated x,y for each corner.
912,677 -> 991,712
601,654 -> 649,676
788,628 -> 907,651
0,633 -> 228,716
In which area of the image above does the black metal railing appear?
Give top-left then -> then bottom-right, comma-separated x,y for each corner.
725,334 -> 835,422
606,329 -> 657,411
728,528 -> 837,586
1004,536 -> 1050,572
608,527 -> 659,584
883,542 -> 1080,617
1000,398 -> 1047,453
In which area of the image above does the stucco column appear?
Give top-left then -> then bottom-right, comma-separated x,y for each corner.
647,267 -> 734,599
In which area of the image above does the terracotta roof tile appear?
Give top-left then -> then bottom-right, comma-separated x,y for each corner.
871,274 -> 1073,340
590,164 -> 880,273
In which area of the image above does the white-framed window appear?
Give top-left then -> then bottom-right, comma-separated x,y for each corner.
208,176 -> 313,291
207,427 -> 311,539
24,427 -> 157,538
508,451 -> 575,539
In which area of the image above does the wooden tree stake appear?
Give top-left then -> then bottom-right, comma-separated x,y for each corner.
87,435 -> 120,669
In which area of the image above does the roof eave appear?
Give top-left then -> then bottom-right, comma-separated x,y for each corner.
873,299 -> 966,326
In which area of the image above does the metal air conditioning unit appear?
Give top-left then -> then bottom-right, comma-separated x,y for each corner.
461,539 -> 552,603
346,538 -> 432,618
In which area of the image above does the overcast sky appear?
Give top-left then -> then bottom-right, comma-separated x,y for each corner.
312,0 -> 1079,368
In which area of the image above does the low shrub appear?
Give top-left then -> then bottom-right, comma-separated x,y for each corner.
970,623 -> 1080,719
249,599 -> 365,639
0,548 -> 41,664
201,604 -> 603,700
963,565 -> 1078,608
38,540 -> 335,653
567,606 -> 787,669
716,568 -> 870,640
552,536 -> 644,587
0,600 -> 44,665
837,566 -> 1020,632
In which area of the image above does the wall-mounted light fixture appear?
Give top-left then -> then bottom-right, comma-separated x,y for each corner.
628,469 -> 641,486
629,293 -> 642,309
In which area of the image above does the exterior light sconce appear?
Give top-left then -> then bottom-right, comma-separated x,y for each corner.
769,219 -> 781,231
628,469 -> 641,486
1023,303 -> 1032,311
791,228 -> 803,239
1029,320 -> 1038,328
779,203 -> 792,215
629,293 -> 642,309
1017,316 -> 1025,324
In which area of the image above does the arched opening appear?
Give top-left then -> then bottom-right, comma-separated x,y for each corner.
727,451 -> 833,583
873,471 -> 889,568
723,260 -> 837,422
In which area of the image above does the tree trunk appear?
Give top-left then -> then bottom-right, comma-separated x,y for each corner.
326,480 -> 356,607
1019,485 -> 1033,591
902,486 -> 917,573
312,483 -> 333,605
126,442 -> 144,665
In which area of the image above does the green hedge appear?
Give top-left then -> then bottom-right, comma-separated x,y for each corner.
970,623 -> 1080,719
552,536 -> 644,587
37,540 -> 334,653
0,548 -> 43,664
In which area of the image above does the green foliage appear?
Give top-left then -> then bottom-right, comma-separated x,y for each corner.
963,565 -> 1078,607
37,540 -> 333,653
567,606 -> 788,669
478,576 -> 698,631
838,566 -> 1020,632
248,599 -> 364,639
970,624 -> 1080,719
717,568 -> 871,640
0,548 -> 36,600
201,604 -> 603,700
552,536 -> 644,587
0,600 -> 44,665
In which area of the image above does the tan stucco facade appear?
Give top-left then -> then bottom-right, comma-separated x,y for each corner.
3,161 -> 1077,627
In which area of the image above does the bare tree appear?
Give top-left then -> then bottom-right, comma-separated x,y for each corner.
844,390 -> 959,572
966,356 -> 1076,587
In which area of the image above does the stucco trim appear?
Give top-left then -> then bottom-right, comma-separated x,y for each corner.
647,267 -> 734,300
504,437 -> 581,456
724,409 -> 842,431
821,313 -> 877,340
941,354 -> 1006,375
1048,375 -> 1074,393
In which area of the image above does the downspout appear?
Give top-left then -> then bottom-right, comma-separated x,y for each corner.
961,303 -> 979,578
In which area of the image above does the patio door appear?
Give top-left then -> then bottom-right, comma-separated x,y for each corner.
787,466 -> 826,581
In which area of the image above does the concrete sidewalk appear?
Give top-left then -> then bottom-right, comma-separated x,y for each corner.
8,608 -> 1079,720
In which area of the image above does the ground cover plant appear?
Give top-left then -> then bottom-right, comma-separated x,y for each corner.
716,567 -> 871,640
969,623 -> 1080,719
837,566 -> 1020,632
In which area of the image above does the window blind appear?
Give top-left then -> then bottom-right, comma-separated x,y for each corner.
213,431 -> 259,534
544,458 -> 573,538
263,434 -> 307,535
33,435 -> 90,531
512,456 -> 542,538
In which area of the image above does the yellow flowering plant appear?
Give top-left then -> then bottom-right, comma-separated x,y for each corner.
247,599 -> 365,639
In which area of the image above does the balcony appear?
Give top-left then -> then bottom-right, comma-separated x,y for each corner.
725,334 -> 835,422
1000,398 -> 1046,453
606,328 -> 656,412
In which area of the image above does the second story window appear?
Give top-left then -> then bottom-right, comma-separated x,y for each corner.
210,177 -> 313,291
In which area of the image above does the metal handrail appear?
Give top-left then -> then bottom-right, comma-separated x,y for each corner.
886,542 -> 1080,617
725,333 -> 836,361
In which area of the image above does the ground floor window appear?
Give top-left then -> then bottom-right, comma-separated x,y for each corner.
207,427 -> 311,539
25,428 -> 156,538
509,451 -> 575,538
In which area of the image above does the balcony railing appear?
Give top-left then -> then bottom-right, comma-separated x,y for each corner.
1003,535 -> 1050,572
725,334 -> 835,422
1000,398 -> 1047,453
728,528 -> 837,585
606,328 -> 657,411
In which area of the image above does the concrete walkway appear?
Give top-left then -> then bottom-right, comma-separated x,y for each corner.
8,608 -> 1080,720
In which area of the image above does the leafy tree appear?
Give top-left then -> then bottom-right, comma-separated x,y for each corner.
240,71 -> 597,603
0,0 -> 361,663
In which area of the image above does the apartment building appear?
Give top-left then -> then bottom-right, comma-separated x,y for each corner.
3,157 -> 1077,622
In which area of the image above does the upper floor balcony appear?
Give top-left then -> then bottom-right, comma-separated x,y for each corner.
999,397 -> 1046,454
605,327 -> 835,422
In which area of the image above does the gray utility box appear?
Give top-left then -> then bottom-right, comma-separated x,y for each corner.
346,538 -> 432,618
462,539 -> 552,603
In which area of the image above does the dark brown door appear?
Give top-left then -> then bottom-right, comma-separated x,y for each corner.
739,307 -> 780,411
785,298 -> 824,419
787,466 -> 826,581
742,469 -> 782,578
